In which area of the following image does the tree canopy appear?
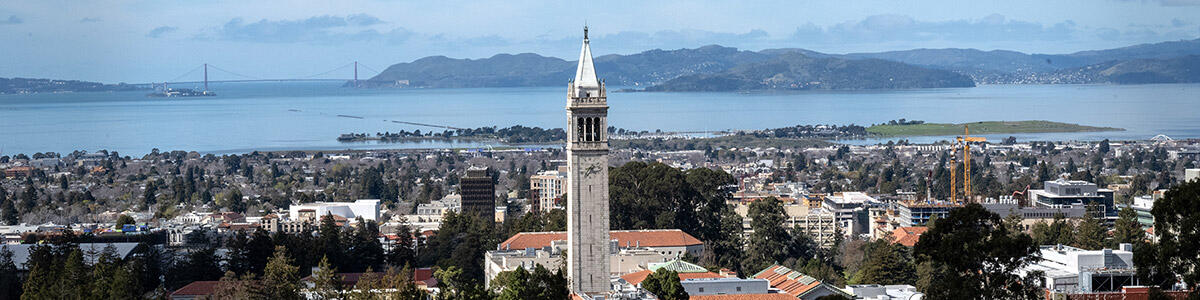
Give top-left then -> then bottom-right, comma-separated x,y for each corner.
914,203 -> 1042,300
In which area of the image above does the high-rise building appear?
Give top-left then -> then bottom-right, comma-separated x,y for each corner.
460,166 -> 496,225
566,26 -> 611,295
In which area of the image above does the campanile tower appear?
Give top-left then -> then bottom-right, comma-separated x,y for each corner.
566,26 -> 610,294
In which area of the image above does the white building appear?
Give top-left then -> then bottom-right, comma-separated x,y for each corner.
288,199 -> 381,223
486,229 -> 705,289
845,284 -> 925,300
1020,244 -> 1138,293
823,192 -> 877,236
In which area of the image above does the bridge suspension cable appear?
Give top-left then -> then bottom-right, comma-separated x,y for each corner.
204,64 -> 262,81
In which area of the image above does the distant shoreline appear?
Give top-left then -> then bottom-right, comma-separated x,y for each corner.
866,121 -> 1124,137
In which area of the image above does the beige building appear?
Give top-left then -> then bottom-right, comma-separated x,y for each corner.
531,166 -> 568,212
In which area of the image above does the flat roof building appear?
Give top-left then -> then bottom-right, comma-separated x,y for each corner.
460,167 -> 496,225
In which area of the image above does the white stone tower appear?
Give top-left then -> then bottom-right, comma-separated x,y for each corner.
566,26 -> 610,295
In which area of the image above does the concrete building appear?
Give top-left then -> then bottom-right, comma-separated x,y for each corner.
1186,168 -> 1199,183
1020,244 -> 1138,294
566,26 -> 611,295
792,208 -> 839,248
896,201 -> 962,227
844,285 -> 925,300
983,202 -> 1087,232
822,192 -> 876,236
288,199 -> 381,223
460,167 -> 496,225
531,166 -> 568,212
1030,179 -> 1115,216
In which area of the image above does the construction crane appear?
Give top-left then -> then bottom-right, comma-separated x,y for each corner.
951,125 -> 986,203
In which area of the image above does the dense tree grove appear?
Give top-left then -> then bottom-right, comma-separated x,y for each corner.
609,162 -> 745,273
490,265 -> 569,300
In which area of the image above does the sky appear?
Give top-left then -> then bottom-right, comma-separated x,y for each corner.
1,0 -> 1199,83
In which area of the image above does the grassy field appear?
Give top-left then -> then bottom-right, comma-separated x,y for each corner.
866,120 -> 1123,137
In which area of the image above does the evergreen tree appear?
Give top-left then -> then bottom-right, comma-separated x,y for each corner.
1111,206 -> 1144,246
21,245 -> 60,299
742,197 -> 789,273
348,218 -> 385,272
1072,206 -> 1107,250
642,268 -> 688,300
261,246 -> 301,300
59,248 -> 90,297
0,247 -> 20,300
310,256 -> 342,300
491,265 -> 568,300
0,190 -> 17,225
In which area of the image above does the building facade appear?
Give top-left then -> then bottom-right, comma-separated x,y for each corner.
566,26 -> 611,295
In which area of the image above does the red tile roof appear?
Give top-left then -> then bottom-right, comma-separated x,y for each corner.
752,265 -> 824,298
171,281 -> 221,296
690,294 -> 798,300
891,226 -> 929,247
620,270 -> 724,285
500,229 -> 703,250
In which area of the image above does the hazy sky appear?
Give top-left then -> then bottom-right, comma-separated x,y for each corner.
2,0 -> 1199,83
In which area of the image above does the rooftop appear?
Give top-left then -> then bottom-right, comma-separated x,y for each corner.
499,229 -> 703,250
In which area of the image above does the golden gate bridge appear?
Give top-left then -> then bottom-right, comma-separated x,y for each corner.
147,61 -> 385,90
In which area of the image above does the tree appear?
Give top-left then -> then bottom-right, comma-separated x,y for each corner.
1111,206 -> 1144,246
347,218 -> 385,272
1135,180 -> 1200,297
914,203 -> 1043,299
1072,206 -> 1107,250
642,268 -> 688,300
1031,214 -> 1074,246
168,247 -> 224,290
853,241 -> 917,285
260,246 -> 301,300
212,271 -> 257,299
0,247 -> 19,300
742,197 -> 789,273
223,189 -> 245,213
0,193 -> 17,225
433,266 -> 490,300
115,214 -> 136,228
491,265 -> 568,300
310,256 -> 342,300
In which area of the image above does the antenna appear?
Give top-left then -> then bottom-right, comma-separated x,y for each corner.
583,23 -> 589,40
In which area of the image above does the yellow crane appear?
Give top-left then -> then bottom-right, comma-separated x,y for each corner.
951,125 -> 986,203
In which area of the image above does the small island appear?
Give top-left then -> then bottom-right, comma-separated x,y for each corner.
866,120 -> 1123,137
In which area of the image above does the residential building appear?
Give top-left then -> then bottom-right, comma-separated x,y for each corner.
531,166 -> 568,212
460,166 -> 496,225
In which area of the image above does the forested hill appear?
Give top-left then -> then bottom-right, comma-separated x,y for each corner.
644,53 -> 976,91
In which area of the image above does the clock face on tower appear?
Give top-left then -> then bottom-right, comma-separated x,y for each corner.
583,162 -> 601,177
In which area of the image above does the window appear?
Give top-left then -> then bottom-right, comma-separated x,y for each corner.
698,288 -> 705,293
736,287 -> 742,292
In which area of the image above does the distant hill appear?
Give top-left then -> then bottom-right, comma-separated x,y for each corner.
365,38 -> 1200,89
1082,55 -> 1200,84
644,53 -> 975,91
0,77 -> 145,94
365,53 -> 574,88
